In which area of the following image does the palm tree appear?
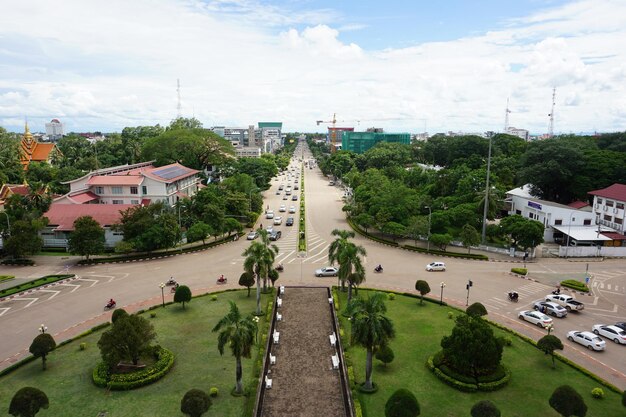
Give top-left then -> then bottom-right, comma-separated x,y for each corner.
339,242 -> 366,301
212,301 -> 256,395
242,230 -> 278,315
346,292 -> 395,391
328,229 -> 356,291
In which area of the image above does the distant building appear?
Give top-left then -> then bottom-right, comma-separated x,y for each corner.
45,118 -> 65,141
589,183 -> 626,235
56,161 -> 200,207
0,184 -> 30,211
327,127 -> 354,151
20,122 -> 62,170
341,131 -> 410,154
235,147 -> 262,158
258,122 -> 282,153
506,127 -> 530,141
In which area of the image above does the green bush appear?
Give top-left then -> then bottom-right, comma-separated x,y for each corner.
560,279 -> 589,292
1,259 -> 35,266
210,295 -> 218,301
92,347 -> 175,390
388,293 -> 396,301
427,354 -> 509,392
354,398 -> 363,417
150,312 -> 157,318
402,244 -> 488,260
79,343 -> 87,351
511,267 -> 527,275
209,387 -> 219,397
447,311 -> 454,319
592,387 -> 605,399
385,389 -> 420,417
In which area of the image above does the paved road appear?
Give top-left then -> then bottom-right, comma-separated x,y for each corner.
1,142 -> 625,389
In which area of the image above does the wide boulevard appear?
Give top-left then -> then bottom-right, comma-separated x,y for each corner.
1,142 -> 625,390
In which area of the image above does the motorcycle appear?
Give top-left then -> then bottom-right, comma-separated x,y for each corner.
276,265 -> 284,272
216,277 -> 228,285
165,278 -> 177,286
507,292 -> 519,302
552,288 -> 561,295
374,266 -> 383,273
104,301 -> 116,310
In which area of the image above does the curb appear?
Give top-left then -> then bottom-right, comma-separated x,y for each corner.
0,276 -> 78,303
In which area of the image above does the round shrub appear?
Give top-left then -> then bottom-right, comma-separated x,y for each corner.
181,388 -> 211,417
385,389 -> 420,417
466,302 -> 488,317
79,342 -> 87,351
150,312 -> 157,318
388,293 -> 396,301
471,400 -> 501,417
447,311 -> 454,319
209,387 -> 219,397
591,387 -> 604,399
211,295 -> 218,301
375,345 -> 395,367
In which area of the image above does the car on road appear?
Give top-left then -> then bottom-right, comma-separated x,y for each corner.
533,301 -> 568,318
292,195 -> 298,201
286,217 -> 294,226
273,216 -> 282,225
567,330 -> 606,351
545,294 -> 584,311
592,324 -> 626,344
518,310 -> 553,328
426,262 -> 446,272
289,206 -> 296,213
265,226 -> 274,234
279,185 -> 284,190
615,322 -> 626,332
279,205 -> 286,212
315,266 -> 338,277
283,195 -> 288,200
269,230 -> 282,241
329,181 -> 335,186
266,210 -> 274,219
276,190 -> 281,195
246,231 -> 258,240
294,185 -> 299,190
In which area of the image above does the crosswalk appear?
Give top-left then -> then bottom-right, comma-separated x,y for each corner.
482,281 -> 552,312
591,270 -> 626,294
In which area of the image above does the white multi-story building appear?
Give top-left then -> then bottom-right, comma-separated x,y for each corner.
55,161 -> 200,207
589,183 -> 626,234
235,147 -> 262,158
45,118 -> 65,141
506,127 -> 529,141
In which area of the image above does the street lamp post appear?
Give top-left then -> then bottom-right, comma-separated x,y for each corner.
439,282 -> 446,306
425,206 -> 432,253
159,283 -> 166,308
465,280 -> 473,306
38,324 -> 47,334
481,135 -> 493,244
253,316 -> 260,344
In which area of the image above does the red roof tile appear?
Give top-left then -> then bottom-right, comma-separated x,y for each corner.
589,183 -> 626,202
68,191 -> 100,204
568,201 -> 590,209
30,143 -> 57,161
601,232 -> 626,240
45,203 -> 136,231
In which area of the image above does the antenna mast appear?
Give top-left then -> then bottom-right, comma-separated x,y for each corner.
176,79 -> 182,119
548,87 -> 556,137
504,98 -> 511,132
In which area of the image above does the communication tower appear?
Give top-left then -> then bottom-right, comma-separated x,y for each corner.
504,98 -> 511,132
548,87 -> 556,137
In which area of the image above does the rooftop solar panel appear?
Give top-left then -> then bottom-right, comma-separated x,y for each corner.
152,166 -> 190,180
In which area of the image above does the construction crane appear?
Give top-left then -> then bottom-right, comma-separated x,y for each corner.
316,113 -> 341,152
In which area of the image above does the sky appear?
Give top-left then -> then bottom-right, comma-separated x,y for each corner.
1,0 -> 625,135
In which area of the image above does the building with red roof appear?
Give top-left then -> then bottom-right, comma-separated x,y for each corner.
20,122 -> 62,170
588,183 -> 626,235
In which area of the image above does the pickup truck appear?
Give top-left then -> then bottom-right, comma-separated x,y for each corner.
545,294 -> 585,311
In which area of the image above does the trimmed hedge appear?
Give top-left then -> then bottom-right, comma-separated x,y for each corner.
1,258 -> 35,266
346,217 -> 398,247
427,353 -> 510,392
92,347 -> 175,390
560,279 -> 589,293
0,274 -> 75,298
403,244 -> 488,260
511,268 -> 528,275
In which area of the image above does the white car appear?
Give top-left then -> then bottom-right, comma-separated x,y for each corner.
273,216 -> 282,225
279,205 -> 286,212
426,262 -> 446,272
246,231 -> 258,240
592,325 -> 626,344
518,310 -> 553,328
289,206 -> 296,213
265,210 -> 274,219
567,331 -> 606,351
315,267 -> 338,277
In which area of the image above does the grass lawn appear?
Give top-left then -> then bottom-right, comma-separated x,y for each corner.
337,289 -> 624,417
0,289 -> 272,417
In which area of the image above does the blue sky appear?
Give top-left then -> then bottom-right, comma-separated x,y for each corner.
0,0 -> 625,134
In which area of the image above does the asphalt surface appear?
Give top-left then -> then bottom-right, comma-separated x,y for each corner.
1,142 -> 625,390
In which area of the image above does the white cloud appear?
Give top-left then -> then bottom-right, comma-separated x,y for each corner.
0,0 -> 625,134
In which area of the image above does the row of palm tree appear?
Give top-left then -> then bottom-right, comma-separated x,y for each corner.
328,229 -> 367,300
242,229 -> 279,315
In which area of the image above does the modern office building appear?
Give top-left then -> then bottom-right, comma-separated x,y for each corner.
45,118 -> 65,141
341,131 -> 410,154
258,122 -> 282,153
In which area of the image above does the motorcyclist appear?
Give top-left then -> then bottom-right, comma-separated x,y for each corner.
107,298 -> 115,307
276,264 -> 284,271
508,291 -> 518,301
218,274 -> 225,283
375,264 -> 383,272
552,287 -> 561,295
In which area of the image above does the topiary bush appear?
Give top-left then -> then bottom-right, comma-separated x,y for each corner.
375,345 -> 395,368
560,279 -> 589,293
181,388 -> 211,417
591,387 -> 604,399
209,387 -> 219,397
471,400 -> 501,417
92,347 -> 175,390
385,389 -> 420,417
466,302 -> 488,317
549,385 -> 587,417
511,267 -> 527,275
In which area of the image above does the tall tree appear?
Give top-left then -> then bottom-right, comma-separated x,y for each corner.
9,387 -> 49,417
67,216 -> 105,260
459,224 -> 480,253
328,229 -> 356,291
338,241 -> 367,301
238,272 -> 255,297
242,230 -> 278,315
212,301 -> 256,395
97,314 -> 157,366
346,292 -> 395,391
29,333 -> 56,370
174,285 -> 192,309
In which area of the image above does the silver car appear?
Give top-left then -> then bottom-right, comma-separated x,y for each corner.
533,301 -> 568,318
315,267 -> 338,277
567,331 -> 606,351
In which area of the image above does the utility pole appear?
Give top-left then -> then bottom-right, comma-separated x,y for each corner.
481,135 -> 493,244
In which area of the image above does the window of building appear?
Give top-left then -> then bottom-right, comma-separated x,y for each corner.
131,200 -> 139,205
95,186 -> 104,194
130,186 -> 138,194
597,198 -> 603,204
142,186 -> 147,194
584,219 -> 591,225
604,214 -> 612,221
112,200 -> 124,205
606,200 -> 614,207
554,219 -> 562,225
516,210 -> 521,215
615,218 -> 623,225
111,186 -> 123,194
617,203 -> 624,209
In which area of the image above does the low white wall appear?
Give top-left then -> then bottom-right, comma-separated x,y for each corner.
559,246 -> 626,258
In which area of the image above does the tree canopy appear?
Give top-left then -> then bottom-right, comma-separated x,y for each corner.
67,216 -> 105,259
97,313 -> 157,366
9,387 -> 49,417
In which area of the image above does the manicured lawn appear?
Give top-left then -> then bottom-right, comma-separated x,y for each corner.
337,289 -> 624,417
0,289 -> 272,417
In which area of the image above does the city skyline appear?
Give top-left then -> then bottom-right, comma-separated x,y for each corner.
1,0 -> 625,134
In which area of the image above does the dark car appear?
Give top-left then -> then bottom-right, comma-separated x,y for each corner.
269,230 -> 282,241
286,217 -> 294,226
292,195 -> 298,201
616,322 -> 626,332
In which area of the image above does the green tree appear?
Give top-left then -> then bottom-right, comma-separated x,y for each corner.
238,272 -> 255,297
9,387 -> 49,417
500,215 -> 545,250
186,222 -> 212,244
382,221 -> 406,241
414,280 -> 431,305
168,117 -> 203,130
346,292 -> 395,391
328,229 -> 359,292
537,335 -> 564,369
441,315 -> 503,380
466,302 -> 488,317
429,233 -> 452,251
97,314 -> 157,366
67,216 -> 105,260
116,202 -> 180,252
338,241 -> 367,301
405,216 -> 429,246
212,301 -> 256,395
4,219 -> 45,259
471,400 -> 501,417
111,308 -> 129,324
385,388 -> 420,417
174,285 -> 192,309
354,213 -> 375,233
459,224 -> 480,253
549,385 -> 587,417
180,388 -> 211,417
28,333 -> 56,370
375,345 -> 395,368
